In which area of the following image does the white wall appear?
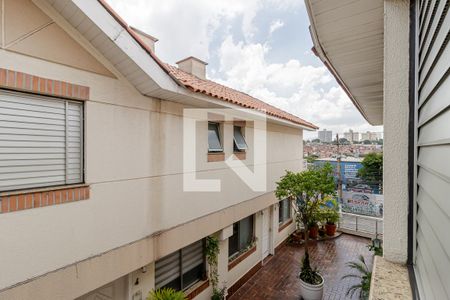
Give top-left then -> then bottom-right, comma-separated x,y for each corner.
383,0 -> 410,264
0,49 -> 304,294
0,2 -> 305,296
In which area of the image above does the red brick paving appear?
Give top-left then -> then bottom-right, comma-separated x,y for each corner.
229,234 -> 373,300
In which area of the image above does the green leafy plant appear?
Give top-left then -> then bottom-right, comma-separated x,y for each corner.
341,255 -> 372,299
205,236 -> 225,299
358,152 -> 383,186
321,199 -> 340,225
367,238 -> 383,256
211,286 -> 226,300
147,288 -> 187,300
276,163 -> 335,284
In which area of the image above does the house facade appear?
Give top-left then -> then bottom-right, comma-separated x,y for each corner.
0,1 -> 317,299
306,0 -> 450,299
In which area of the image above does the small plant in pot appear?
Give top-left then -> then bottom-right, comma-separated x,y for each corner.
276,163 -> 335,300
323,199 -> 340,236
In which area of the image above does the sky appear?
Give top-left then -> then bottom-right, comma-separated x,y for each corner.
106,0 -> 383,140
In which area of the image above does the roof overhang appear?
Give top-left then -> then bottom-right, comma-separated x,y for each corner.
40,0 -> 317,130
41,0 -> 182,95
305,0 -> 384,125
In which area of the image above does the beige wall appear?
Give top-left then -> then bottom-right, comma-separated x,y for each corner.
383,0 -> 410,264
0,1 -> 305,298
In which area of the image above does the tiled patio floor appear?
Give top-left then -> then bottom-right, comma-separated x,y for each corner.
229,234 -> 373,300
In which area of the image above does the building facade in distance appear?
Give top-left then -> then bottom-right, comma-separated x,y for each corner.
317,128 -> 332,143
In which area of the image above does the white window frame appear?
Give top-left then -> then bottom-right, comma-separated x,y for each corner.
233,125 -> 247,152
208,122 -> 223,152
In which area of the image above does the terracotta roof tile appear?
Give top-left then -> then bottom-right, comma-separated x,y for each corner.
165,64 -> 318,129
98,0 -> 317,129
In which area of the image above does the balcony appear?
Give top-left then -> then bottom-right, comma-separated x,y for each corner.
229,233 -> 373,299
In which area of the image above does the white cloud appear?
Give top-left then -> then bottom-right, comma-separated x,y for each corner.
105,0 -> 382,140
213,36 -> 382,139
269,20 -> 284,35
106,0 -> 265,62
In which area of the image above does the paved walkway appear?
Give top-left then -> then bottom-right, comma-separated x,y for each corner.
229,234 -> 373,300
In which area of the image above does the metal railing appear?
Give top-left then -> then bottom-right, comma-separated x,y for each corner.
338,212 -> 383,239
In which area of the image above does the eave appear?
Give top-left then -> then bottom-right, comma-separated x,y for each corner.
305,0 -> 384,126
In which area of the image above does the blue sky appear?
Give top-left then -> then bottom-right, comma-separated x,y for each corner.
106,0 -> 383,140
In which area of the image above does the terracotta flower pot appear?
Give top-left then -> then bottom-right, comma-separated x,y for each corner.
325,223 -> 337,236
308,226 -> 319,239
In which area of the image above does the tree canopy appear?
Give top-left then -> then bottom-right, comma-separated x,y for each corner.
357,152 -> 383,184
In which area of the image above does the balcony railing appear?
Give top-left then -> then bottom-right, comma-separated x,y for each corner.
338,212 -> 383,239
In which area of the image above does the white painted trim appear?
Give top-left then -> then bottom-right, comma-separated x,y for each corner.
70,0 -> 179,92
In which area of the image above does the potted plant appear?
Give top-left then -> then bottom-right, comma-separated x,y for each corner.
147,288 -> 187,300
323,199 -> 340,236
276,163 -> 336,300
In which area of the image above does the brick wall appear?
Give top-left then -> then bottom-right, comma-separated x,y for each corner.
0,68 -> 89,101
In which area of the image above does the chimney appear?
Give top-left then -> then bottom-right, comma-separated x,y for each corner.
130,26 -> 158,53
176,56 -> 208,79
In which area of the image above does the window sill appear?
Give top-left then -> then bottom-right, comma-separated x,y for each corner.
185,279 -> 210,300
0,184 -> 90,213
278,219 -> 293,232
228,245 -> 256,271
207,152 -> 225,162
369,256 -> 412,300
233,151 -> 246,160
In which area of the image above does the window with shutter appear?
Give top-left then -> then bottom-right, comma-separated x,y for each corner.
155,239 -> 205,291
0,91 -> 84,191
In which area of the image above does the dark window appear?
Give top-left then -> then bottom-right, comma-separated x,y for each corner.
233,126 -> 247,152
208,122 -> 223,152
155,239 -> 205,291
279,199 -> 291,224
228,215 -> 254,258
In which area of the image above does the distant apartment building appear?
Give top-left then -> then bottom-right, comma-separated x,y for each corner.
344,129 -> 360,143
318,128 -> 332,143
361,131 -> 383,141
0,1 -> 318,299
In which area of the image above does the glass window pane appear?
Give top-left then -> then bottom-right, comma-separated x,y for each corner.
233,126 -> 247,151
239,216 -> 254,250
284,199 -> 290,220
182,263 -> 204,290
279,200 -> 284,223
208,123 -> 222,152
228,223 -> 239,258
